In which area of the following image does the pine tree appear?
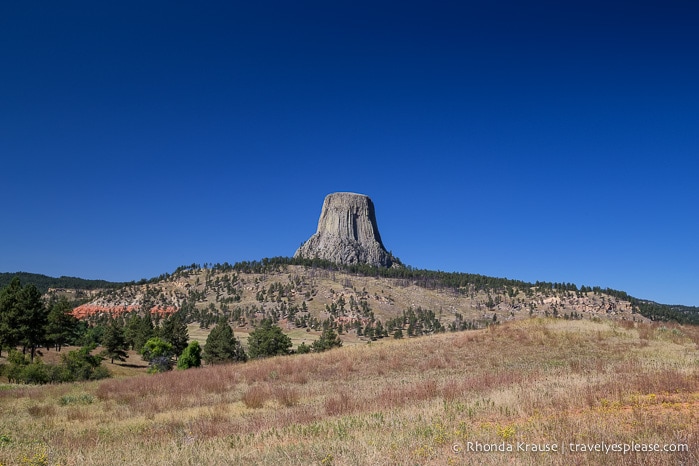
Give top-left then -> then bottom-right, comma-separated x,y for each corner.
311,327 -> 342,352
203,317 -> 247,364
296,342 -> 311,354
46,296 -> 79,351
159,313 -> 189,358
0,277 -> 23,357
18,284 -> 48,362
247,319 -> 292,359
128,313 -> 155,353
102,319 -> 129,364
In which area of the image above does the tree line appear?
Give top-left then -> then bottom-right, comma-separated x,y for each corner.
1,276 -> 344,383
0,277 -> 110,384
0,272 -> 124,294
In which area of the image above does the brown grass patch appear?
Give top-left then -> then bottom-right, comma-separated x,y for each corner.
273,385 -> 300,407
324,389 -> 354,416
27,404 -> 56,418
242,384 -> 271,409
1,318 -> 697,465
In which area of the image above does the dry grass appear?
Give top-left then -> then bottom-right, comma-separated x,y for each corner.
0,318 -> 697,465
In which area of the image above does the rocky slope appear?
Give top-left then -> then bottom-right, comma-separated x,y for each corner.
72,262 -> 647,331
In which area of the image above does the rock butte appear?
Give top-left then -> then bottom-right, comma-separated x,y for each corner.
294,192 -> 394,267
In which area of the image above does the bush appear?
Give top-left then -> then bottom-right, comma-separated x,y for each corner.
311,328 -> 343,353
61,345 -> 109,381
141,337 -> 175,373
296,342 -> 311,354
3,346 -> 109,384
177,340 -> 202,370
17,361 -> 50,385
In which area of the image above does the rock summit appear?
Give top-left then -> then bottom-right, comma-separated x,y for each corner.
294,192 -> 395,267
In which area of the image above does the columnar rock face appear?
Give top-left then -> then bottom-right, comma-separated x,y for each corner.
294,192 -> 394,267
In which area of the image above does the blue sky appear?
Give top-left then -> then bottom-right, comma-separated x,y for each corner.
1,1 -> 697,305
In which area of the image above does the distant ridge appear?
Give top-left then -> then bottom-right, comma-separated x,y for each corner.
0,272 -> 124,294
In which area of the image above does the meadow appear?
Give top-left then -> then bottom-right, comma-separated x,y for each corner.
1,318 -> 697,465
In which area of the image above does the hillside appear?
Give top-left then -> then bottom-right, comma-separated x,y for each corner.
0,272 -> 124,303
71,258 -> 697,337
1,318 -> 697,465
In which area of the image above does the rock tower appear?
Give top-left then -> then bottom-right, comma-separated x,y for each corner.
294,192 -> 394,267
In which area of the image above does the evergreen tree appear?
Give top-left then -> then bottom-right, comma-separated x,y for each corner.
0,277 -> 23,357
247,319 -> 292,359
126,313 -> 155,352
101,319 -> 129,364
18,284 -> 48,361
124,314 -> 141,349
203,318 -> 247,364
45,296 -> 79,351
159,313 -> 189,358
311,327 -> 343,352
81,323 -> 105,347
296,342 -> 311,354
61,345 -> 110,381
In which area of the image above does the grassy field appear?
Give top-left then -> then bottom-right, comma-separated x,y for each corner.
1,318 -> 697,465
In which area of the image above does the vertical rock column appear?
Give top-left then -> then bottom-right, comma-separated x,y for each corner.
294,192 -> 394,267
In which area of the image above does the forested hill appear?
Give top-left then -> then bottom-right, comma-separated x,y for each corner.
0,272 -> 124,294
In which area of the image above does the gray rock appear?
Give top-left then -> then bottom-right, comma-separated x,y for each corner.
294,192 -> 394,267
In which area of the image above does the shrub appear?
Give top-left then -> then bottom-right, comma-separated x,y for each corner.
296,342 -> 311,354
177,341 -> 202,370
61,345 -> 109,381
3,346 -> 108,384
141,337 -> 175,373
311,328 -> 342,353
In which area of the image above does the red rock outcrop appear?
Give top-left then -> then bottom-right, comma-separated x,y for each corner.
71,304 -> 177,319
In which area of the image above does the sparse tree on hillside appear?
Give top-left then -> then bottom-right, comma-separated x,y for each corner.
296,342 -> 311,354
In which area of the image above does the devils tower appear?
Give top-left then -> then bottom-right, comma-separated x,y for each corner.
294,192 -> 395,267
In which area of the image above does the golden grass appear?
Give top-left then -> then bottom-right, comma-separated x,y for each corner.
0,319 -> 697,465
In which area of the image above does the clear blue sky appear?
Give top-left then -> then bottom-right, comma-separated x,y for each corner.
1,1 -> 697,305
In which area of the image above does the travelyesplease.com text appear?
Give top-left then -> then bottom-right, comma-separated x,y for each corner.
452,441 -> 689,455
